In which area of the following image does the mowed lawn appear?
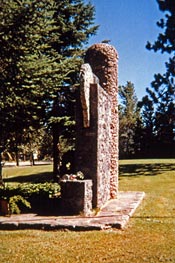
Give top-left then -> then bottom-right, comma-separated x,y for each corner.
0,159 -> 175,263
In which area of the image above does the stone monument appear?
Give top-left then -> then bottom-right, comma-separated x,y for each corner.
75,43 -> 119,209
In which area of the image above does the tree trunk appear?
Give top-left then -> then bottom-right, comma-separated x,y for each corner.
30,152 -> 35,166
52,125 -> 60,181
0,151 -> 3,185
15,149 -> 19,166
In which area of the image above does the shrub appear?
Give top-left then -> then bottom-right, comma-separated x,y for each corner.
9,195 -> 31,214
0,183 -> 61,214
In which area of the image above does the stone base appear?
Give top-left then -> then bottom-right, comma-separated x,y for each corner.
60,180 -> 93,216
0,191 -> 145,230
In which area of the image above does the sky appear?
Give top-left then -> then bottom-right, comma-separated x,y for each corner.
86,0 -> 168,100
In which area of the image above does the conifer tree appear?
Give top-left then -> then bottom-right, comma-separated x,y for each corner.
49,0 -> 98,176
119,82 -> 140,158
137,96 -> 155,157
0,0 -> 98,178
143,0 -> 175,157
0,0 -> 64,168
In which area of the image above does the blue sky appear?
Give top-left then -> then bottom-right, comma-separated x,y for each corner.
87,0 -> 168,100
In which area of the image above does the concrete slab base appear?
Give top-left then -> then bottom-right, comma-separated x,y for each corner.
0,191 -> 145,231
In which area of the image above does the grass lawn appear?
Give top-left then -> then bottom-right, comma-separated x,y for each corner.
0,159 -> 175,263
2,163 -> 53,183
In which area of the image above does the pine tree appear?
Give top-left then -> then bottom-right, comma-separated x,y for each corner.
119,82 -> 140,158
137,96 -> 155,157
49,0 -> 98,177
0,0 -> 98,179
144,0 -> 175,157
0,0 -> 64,170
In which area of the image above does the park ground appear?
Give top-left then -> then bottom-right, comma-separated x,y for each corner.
0,159 -> 175,263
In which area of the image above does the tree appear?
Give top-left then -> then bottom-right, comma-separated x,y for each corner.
0,0 -> 98,180
146,0 -> 174,53
119,82 -> 140,158
137,96 -> 155,157
49,0 -> 98,177
143,0 -> 175,157
0,0 -> 64,174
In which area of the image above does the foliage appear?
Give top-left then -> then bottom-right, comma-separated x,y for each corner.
0,0 -> 98,179
119,82 -> 140,158
0,0 -> 62,174
0,0 -> 59,144
18,182 -> 61,198
0,182 -> 61,214
0,183 -> 61,199
49,0 -> 98,176
136,96 -> 155,157
140,0 -> 175,157
146,0 -> 174,54
8,195 -> 31,214
0,184 -> 31,214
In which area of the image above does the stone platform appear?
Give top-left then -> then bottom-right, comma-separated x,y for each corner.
0,192 -> 145,231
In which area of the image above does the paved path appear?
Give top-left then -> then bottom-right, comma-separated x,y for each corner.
0,191 -> 145,231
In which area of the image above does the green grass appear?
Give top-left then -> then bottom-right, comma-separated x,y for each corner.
2,164 -> 53,183
0,159 -> 175,263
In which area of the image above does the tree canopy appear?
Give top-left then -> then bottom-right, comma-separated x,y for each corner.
139,0 -> 175,157
0,0 -> 98,177
119,82 -> 140,158
119,0 -> 174,159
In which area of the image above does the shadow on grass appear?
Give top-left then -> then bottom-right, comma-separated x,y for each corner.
119,163 -> 175,177
4,171 -> 54,183
4,163 -> 175,181
133,216 -> 175,219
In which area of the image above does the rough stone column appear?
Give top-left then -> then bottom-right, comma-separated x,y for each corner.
85,43 -> 119,199
75,82 -> 111,208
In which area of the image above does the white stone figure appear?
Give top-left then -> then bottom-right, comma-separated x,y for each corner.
79,63 -> 98,128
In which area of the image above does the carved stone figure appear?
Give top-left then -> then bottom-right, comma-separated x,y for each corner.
79,63 -> 98,128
